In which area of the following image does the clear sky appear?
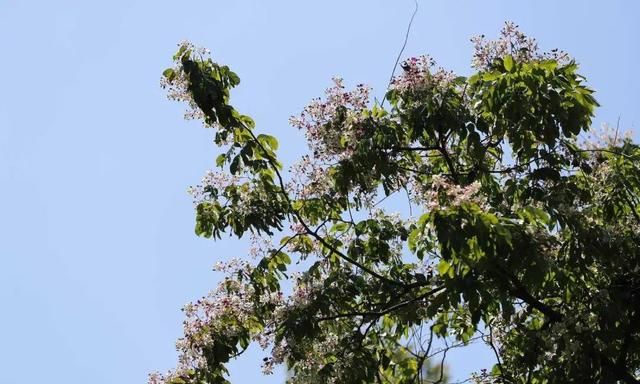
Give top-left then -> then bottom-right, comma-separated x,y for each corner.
1,1 -> 638,383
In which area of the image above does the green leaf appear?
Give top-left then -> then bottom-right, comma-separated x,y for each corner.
437,260 -> 451,276
257,134 -> 279,151
228,70 -> 241,86
279,252 -> 291,264
240,114 -> 255,129
216,154 -> 226,167
229,155 -> 242,174
173,44 -> 188,60
162,68 -> 176,81
330,222 -> 349,233
503,55 -> 514,72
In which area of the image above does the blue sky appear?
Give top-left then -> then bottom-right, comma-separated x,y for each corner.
1,1 -> 638,383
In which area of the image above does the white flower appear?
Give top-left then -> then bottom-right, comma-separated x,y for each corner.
471,21 -> 570,70
582,122 -> 633,150
390,55 -> 456,93
161,41 -> 216,125
289,77 -> 371,161
416,175 -> 486,210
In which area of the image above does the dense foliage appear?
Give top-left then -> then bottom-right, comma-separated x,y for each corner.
152,23 -> 640,383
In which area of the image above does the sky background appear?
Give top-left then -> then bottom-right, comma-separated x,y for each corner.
1,1 -> 639,383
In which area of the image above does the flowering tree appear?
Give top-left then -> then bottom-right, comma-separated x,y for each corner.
152,23 -> 640,383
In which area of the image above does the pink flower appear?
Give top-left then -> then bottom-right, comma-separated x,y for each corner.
471,21 -> 570,70
289,77 -> 371,161
390,55 -> 456,93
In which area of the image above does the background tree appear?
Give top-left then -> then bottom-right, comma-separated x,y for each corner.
151,23 -> 640,383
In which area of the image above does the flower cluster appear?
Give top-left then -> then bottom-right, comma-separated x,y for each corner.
470,368 -> 499,384
149,258 -> 294,384
212,257 -> 250,274
187,169 -> 264,218
289,222 -> 307,235
248,232 -> 274,259
187,170 -> 240,205
149,253 -> 339,383
285,333 -> 341,384
258,262 -> 339,376
286,155 -> 333,199
181,279 -> 254,348
260,339 -> 288,375
582,122 -> 634,150
471,22 -> 570,70
289,77 -> 371,161
148,371 -> 178,384
258,273 -> 328,375
420,175 -> 485,210
389,55 -> 456,93
148,269 -> 258,384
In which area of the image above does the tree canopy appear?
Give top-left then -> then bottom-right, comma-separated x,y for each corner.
151,23 -> 640,384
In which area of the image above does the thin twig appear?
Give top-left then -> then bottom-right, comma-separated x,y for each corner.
381,0 -> 419,107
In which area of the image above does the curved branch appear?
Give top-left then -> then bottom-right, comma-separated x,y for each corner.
244,125 -> 408,287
